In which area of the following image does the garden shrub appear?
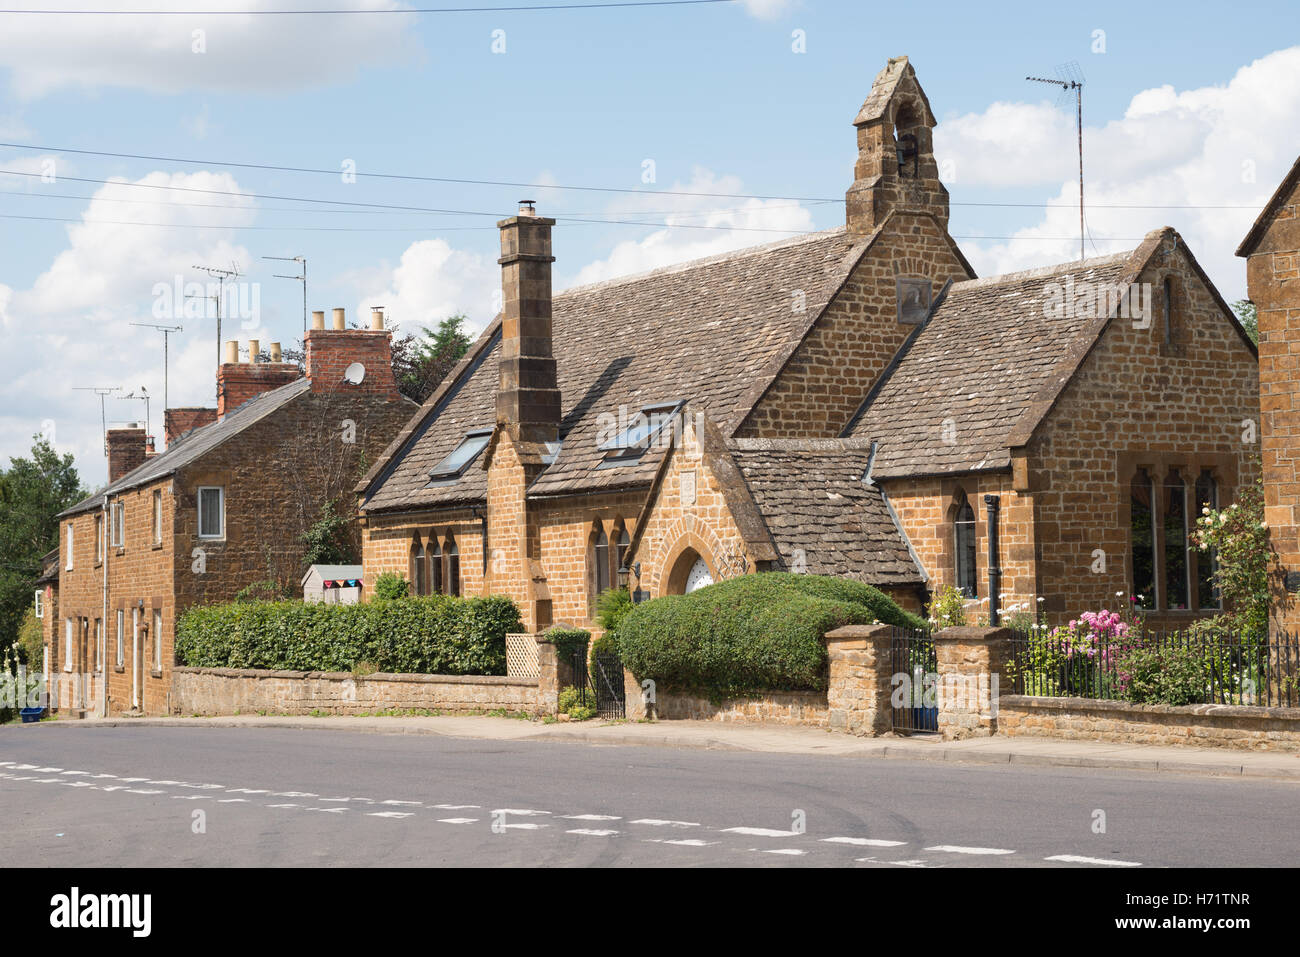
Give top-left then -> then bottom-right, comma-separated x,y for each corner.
593,588 -> 633,634
616,572 -> 922,697
176,594 -> 521,676
374,572 -> 410,601
545,627 -> 590,661
925,584 -> 967,629
1118,645 -> 1208,707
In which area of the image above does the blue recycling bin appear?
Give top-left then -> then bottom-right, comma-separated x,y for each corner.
19,707 -> 44,723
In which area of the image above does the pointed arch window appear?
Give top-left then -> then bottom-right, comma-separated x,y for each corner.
446,535 -> 460,597
1131,469 -> 1156,608
430,538 -> 443,596
614,524 -> 631,583
410,539 -> 427,596
1163,471 -> 1189,610
953,491 -> 977,598
593,526 -> 611,596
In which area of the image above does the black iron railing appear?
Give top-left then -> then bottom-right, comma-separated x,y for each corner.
890,627 -> 938,733
1006,626 -> 1300,708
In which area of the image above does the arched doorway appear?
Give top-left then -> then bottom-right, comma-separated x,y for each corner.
665,547 -> 714,595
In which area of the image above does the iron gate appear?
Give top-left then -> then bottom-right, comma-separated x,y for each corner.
569,649 -> 627,719
891,628 -> 938,734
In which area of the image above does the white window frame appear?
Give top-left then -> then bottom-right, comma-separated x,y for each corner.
152,608 -> 163,672
95,618 -> 103,674
65,523 -> 73,570
34,589 -> 43,619
152,489 -> 163,545
111,501 -> 125,548
197,486 -> 225,540
115,609 -> 124,669
64,618 -> 74,672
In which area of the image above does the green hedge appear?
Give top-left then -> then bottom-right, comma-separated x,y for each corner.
615,572 -> 923,696
175,595 -> 522,675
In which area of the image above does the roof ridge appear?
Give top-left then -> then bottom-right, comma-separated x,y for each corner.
555,226 -> 847,298
730,436 -> 875,452
952,249 -> 1136,290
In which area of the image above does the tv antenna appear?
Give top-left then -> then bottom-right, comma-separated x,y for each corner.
1027,61 -> 1085,260
129,321 -> 183,414
121,387 -> 151,441
73,386 -> 121,458
192,262 -> 242,376
263,254 -> 307,342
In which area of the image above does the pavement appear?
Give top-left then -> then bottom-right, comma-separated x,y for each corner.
20,712 -> 1300,781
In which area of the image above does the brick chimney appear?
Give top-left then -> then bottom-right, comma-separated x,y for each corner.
845,56 -> 949,239
496,201 -> 560,450
164,407 -> 217,444
106,425 -> 149,482
303,306 -> 400,397
217,339 -> 302,419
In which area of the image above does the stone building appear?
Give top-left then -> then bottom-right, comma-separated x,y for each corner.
49,311 -> 416,715
357,56 -> 1259,635
1238,154 -> 1300,634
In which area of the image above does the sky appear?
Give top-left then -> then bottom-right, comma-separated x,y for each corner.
0,0 -> 1296,487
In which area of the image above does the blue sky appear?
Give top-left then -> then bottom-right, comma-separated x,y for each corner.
1,0 -> 1297,485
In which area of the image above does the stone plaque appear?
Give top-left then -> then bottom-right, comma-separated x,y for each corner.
896,277 -> 932,324
681,469 -> 697,506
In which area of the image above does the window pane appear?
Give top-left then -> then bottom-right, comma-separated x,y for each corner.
199,488 -> 222,537
1131,469 -> 1156,608
954,501 -> 977,598
447,539 -> 460,596
430,432 -> 491,480
1195,471 -> 1220,609
1163,472 -> 1189,610
431,543 -> 443,595
153,610 -> 163,669
594,528 -> 610,595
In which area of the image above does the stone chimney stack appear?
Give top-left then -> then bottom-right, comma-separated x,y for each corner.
496,201 -> 560,451
216,338 -> 302,419
106,425 -> 149,482
303,306 -> 401,397
845,56 -> 949,239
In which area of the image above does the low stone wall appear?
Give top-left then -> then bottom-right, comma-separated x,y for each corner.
172,666 -> 538,716
648,689 -> 828,727
999,695 -> 1300,752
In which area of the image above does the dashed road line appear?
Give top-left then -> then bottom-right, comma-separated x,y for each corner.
822,837 -> 907,847
724,827 -> 797,837
925,845 -> 1015,856
630,819 -> 700,828
567,828 -> 619,837
1045,854 -> 1142,867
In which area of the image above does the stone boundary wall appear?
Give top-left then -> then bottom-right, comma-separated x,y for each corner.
999,695 -> 1300,752
172,666 -> 538,716
647,689 -> 828,726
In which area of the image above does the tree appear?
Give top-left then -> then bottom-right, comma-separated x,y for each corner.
1232,300 -> 1258,345
0,436 -> 87,659
391,315 -> 472,403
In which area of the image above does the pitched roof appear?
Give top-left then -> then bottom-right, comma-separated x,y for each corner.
728,437 -> 923,586
59,377 -> 311,518
1237,154 -> 1300,257
360,226 -> 864,512
846,248 -> 1141,478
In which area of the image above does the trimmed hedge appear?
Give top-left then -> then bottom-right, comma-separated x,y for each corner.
175,595 -> 522,676
615,573 -> 924,696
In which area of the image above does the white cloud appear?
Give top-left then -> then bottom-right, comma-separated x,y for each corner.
739,0 -> 798,19
0,0 -> 420,98
934,47 -> 1300,299
0,170 -> 260,483
563,167 -> 817,288
353,238 -> 498,338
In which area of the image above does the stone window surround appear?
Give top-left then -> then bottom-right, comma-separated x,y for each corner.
1155,269 -> 1188,359
196,485 -> 225,541
1118,451 -> 1239,615
586,517 -> 633,615
410,527 -> 466,597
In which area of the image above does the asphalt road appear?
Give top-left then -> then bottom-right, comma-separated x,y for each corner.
1,726 -> 1296,867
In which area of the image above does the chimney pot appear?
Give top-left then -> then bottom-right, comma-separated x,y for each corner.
518,199 -> 536,217
270,341 -> 282,363
332,307 -> 346,330
370,307 -> 384,330
223,340 -> 239,365
247,338 -> 260,362
311,310 -> 325,330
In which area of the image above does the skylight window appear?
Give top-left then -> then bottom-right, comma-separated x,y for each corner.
428,429 -> 493,483
598,401 -> 684,466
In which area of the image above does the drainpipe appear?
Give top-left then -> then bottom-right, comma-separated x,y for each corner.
984,494 -> 1001,625
99,496 -> 109,717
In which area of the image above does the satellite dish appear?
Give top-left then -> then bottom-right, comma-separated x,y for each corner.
343,362 -> 366,385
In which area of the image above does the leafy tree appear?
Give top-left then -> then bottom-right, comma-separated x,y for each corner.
1232,299 -> 1258,344
0,436 -> 86,659
299,499 -> 359,566
1189,472 -> 1269,641
391,315 -> 472,403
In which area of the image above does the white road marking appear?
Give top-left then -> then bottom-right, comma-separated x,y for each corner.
305,807 -> 347,814
432,804 -> 480,810
437,818 -> 478,824
146,780 -> 183,786
266,803 -> 301,809
59,781 -> 95,788
822,837 -> 907,847
881,859 -> 931,868
925,845 -> 1015,856
631,819 -> 699,828
59,770 -> 91,776
724,827 -> 797,837
367,811 -> 413,819
1045,854 -> 1142,867
225,788 -> 267,795
645,838 -> 717,847
380,800 -> 422,806
170,795 -> 211,800
35,767 -> 62,773
762,848 -> 806,856
124,789 -> 163,795
567,828 -> 619,836
561,814 -> 621,821
217,799 -> 248,804
492,808 -> 551,816
499,822 -> 548,830
269,791 -> 318,798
